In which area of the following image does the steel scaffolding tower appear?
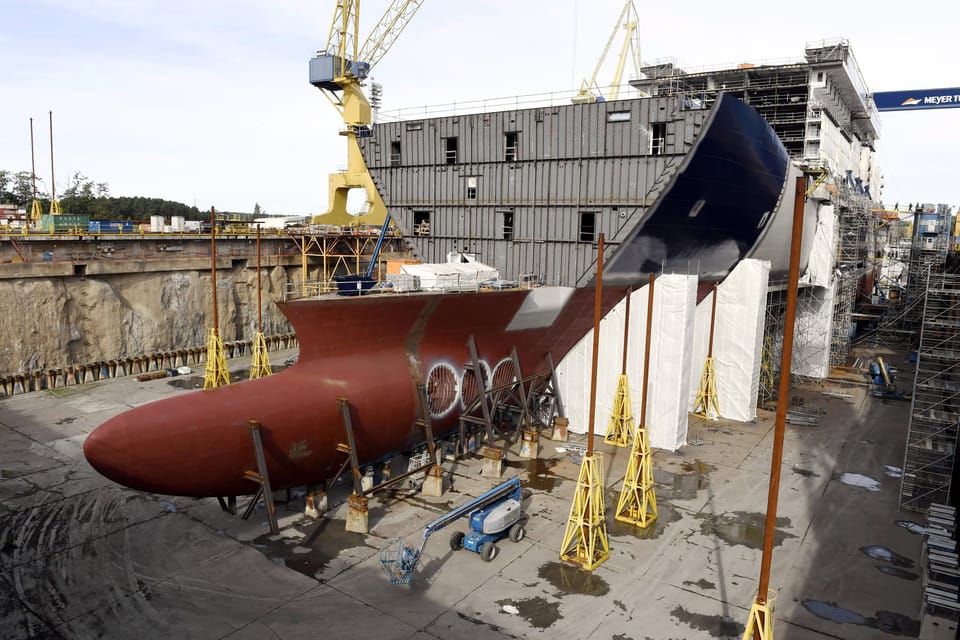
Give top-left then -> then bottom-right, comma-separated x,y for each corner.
900,272 -> 960,512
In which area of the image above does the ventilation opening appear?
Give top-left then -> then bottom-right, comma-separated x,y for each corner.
413,210 -> 431,236
444,137 -> 458,164
579,211 -> 596,242
390,141 -> 401,166
505,131 -> 518,161
73,263 -> 86,277
426,363 -> 458,417
650,122 -> 667,155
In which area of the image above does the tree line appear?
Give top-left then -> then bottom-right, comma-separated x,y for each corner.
0,169 -> 203,220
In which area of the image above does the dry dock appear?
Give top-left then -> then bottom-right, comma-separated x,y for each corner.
1,349 -> 922,639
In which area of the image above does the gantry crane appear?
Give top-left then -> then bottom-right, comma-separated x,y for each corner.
572,0 -> 642,104
309,0 -> 424,226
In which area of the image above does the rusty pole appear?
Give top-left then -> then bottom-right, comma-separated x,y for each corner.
621,287 -> 632,376
639,273 -> 655,428
48,111 -> 56,202
256,224 -> 263,334
707,283 -> 718,357
29,118 -> 38,201
210,207 -> 219,336
754,176 -> 807,611
586,233 -> 605,457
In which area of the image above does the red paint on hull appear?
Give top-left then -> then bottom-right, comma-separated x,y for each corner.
84,287 -> 626,497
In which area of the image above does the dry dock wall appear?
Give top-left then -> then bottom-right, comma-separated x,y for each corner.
0,265 -> 305,375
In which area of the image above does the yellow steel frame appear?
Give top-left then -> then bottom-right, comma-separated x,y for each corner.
30,199 -> 43,223
49,199 -> 61,215
604,374 -> 634,447
692,356 -> 720,419
743,594 -> 776,640
572,0 -> 641,104
203,327 -> 230,389
249,331 -> 272,379
559,453 -> 610,571
312,0 -> 424,227
615,425 -> 657,527
290,230 -> 402,295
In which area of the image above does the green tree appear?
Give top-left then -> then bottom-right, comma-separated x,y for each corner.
253,202 -> 263,216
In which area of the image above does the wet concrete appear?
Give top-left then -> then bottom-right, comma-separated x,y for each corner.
251,517 -> 371,581
496,596 -> 562,629
801,600 -> 920,636
504,458 -> 561,493
895,520 -> 925,535
695,511 -> 795,549
683,578 -> 716,590
655,461 -> 715,500
876,566 -> 919,581
608,501 -> 681,540
670,605 -> 744,638
537,561 -> 610,597
860,545 -> 914,568
166,375 -> 204,390
791,465 -> 820,478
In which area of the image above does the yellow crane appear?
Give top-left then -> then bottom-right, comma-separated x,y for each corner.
309,0 -> 424,226
572,0 -> 642,104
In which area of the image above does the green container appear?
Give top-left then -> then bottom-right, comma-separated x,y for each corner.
41,214 -> 90,233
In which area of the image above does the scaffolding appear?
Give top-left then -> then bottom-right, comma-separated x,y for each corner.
288,229 -> 407,297
900,272 -> 960,512
829,274 -> 856,368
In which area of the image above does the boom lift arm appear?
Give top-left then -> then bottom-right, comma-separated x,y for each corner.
379,477 -> 524,584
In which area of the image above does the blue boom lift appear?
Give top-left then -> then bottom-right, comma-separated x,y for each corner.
379,477 -> 527,584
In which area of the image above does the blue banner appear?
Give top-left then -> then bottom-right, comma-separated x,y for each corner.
872,88 -> 960,111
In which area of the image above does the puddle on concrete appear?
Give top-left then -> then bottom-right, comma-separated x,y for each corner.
791,466 -> 820,478
876,565 -> 919,580
608,501 -> 681,540
839,473 -> 881,491
682,578 -> 716,590
670,605 -> 744,638
695,511 -> 795,549
654,461 -> 714,500
166,376 -> 204,390
456,612 -> 510,635
55,416 -> 78,425
251,517 -> 370,581
801,600 -> 919,636
861,545 -> 914,568
882,465 -> 903,478
496,596 -> 562,629
505,459 -> 561,492
895,520 -> 925,535
537,561 -> 610,597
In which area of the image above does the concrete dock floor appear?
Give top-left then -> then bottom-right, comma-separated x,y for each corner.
0,349 -> 924,639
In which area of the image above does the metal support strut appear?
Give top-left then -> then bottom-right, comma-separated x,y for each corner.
693,283 -> 720,419
337,396 -> 370,533
241,420 -> 279,535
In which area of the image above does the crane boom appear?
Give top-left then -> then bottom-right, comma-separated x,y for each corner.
361,0 -> 424,71
309,0 -> 426,227
572,0 -> 642,104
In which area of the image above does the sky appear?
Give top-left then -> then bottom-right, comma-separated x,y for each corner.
1,0 -> 958,215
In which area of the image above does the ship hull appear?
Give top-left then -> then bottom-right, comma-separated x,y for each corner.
83,287 -> 625,496
84,94 -> 812,498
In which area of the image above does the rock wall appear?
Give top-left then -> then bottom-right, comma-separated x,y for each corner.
0,265 -> 309,374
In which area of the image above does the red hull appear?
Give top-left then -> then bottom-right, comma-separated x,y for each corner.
84,287 -> 625,496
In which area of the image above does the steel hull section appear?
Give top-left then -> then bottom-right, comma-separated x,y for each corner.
83,287 -> 624,497
565,94 -> 812,284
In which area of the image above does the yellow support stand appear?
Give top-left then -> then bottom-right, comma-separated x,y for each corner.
249,331 -> 272,379
604,374 -> 634,447
203,328 -> 230,389
559,452 -> 610,571
30,200 -> 42,223
692,356 -> 720,419
49,199 -> 61,215
615,424 -> 657,527
743,593 -> 776,640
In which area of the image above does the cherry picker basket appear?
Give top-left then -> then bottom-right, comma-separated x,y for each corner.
379,538 -> 420,585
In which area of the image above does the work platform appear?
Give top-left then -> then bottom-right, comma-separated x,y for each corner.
0,347 -> 925,639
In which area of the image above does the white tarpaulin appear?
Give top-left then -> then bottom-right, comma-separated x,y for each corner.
556,274 -> 697,451
803,203 -> 837,288
400,253 -> 498,291
793,282 -> 834,379
688,259 -> 769,422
